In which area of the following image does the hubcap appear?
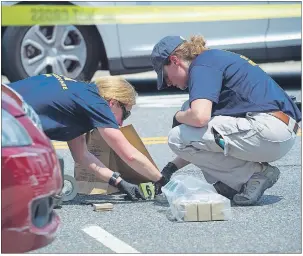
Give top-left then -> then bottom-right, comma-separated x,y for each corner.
21,25 -> 87,78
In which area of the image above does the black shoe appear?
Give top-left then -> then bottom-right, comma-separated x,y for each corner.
233,164 -> 280,206
213,181 -> 238,200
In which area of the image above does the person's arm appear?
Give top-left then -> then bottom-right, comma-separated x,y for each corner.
67,134 -> 122,185
98,127 -> 162,182
175,65 -> 223,128
174,99 -> 212,128
68,134 -> 147,201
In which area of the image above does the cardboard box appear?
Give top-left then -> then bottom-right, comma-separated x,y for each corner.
74,125 -> 159,195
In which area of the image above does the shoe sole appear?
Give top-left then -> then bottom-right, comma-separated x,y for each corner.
233,167 -> 280,206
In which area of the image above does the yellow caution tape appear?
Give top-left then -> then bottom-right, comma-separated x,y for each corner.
2,4 -> 301,26
139,182 -> 155,200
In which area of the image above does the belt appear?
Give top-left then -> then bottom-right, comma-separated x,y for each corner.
269,111 -> 299,134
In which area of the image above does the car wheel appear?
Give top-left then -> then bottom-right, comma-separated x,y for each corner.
2,25 -> 100,82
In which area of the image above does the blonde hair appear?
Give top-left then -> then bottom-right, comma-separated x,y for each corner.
172,35 -> 207,62
93,76 -> 137,106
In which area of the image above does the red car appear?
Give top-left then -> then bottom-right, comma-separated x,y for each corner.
1,84 -> 63,253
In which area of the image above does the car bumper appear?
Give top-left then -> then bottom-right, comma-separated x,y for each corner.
1,213 -> 60,253
1,144 -> 63,253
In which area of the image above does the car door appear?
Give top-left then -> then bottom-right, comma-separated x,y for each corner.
115,1 -> 269,69
265,1 -> 301,61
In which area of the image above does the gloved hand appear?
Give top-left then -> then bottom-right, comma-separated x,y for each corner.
154,162 -> 178,195
161,162 -> 178,181
172,111 -> 182,128
117,180 -> 146,201
154,176 -> 169,195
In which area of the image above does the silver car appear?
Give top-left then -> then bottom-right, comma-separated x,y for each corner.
2,1 -> 301,82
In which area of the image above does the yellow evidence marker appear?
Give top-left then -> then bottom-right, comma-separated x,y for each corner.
139,182 -> 155,200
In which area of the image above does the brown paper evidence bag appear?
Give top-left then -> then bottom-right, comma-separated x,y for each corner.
74,124 -> 159,195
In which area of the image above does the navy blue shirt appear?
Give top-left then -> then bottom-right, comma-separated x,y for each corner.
188,49 -> 301,122
9,74 -> 119,141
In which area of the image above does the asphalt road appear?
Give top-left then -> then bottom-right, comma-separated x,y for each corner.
3,62 -> 300,254
24,64 -> 302,254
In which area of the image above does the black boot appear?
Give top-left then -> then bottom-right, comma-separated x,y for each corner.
213,181 -> 238,200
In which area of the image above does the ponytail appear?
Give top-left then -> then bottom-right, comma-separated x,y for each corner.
172,35 -> 207,62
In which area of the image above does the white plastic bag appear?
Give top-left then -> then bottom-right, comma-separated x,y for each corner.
161,175 -> 232,222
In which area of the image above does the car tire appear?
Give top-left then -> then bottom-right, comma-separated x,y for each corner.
2,25 -> 101,83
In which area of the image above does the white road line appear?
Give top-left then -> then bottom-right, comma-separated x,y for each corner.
135,88 -> 301,108
136,95 -> 188,101
136,94 -> 189,108
137,103 -> 183,108
137,98 -> 188,103
82,225 -> 140,253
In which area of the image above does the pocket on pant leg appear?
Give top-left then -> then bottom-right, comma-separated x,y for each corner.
236,118 -> 259,139
212,117 -> 257,139
176,124 -> 218,152
212,117 -> 259,157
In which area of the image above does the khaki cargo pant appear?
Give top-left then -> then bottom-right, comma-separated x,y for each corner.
168,100 -> 297,191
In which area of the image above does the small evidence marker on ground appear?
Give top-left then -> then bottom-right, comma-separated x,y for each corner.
93,203 -> 114,212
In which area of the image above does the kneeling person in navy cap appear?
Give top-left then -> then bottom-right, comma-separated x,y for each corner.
151,35 -> 301,205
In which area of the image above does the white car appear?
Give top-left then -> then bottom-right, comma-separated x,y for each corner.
2,1 -> 301,82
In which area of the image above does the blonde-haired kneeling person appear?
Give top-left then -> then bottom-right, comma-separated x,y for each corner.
9,74 -> 166,201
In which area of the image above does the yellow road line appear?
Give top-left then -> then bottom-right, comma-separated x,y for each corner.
52,130 -> 301,149
52,136 -> 168,145
2,4 -> 301,26
141,137 -> 167,141
52,137 -> 168,149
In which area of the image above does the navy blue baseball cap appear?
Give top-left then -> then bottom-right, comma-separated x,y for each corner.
151,36 -> 186,90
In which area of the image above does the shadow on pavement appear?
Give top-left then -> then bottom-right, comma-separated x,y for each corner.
63,193 -> 283,207
231,194 -> 284,207
60,193 -> 283,209
61,193 -> 154,207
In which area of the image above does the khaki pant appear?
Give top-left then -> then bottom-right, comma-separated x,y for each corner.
168,100 -> 297,191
